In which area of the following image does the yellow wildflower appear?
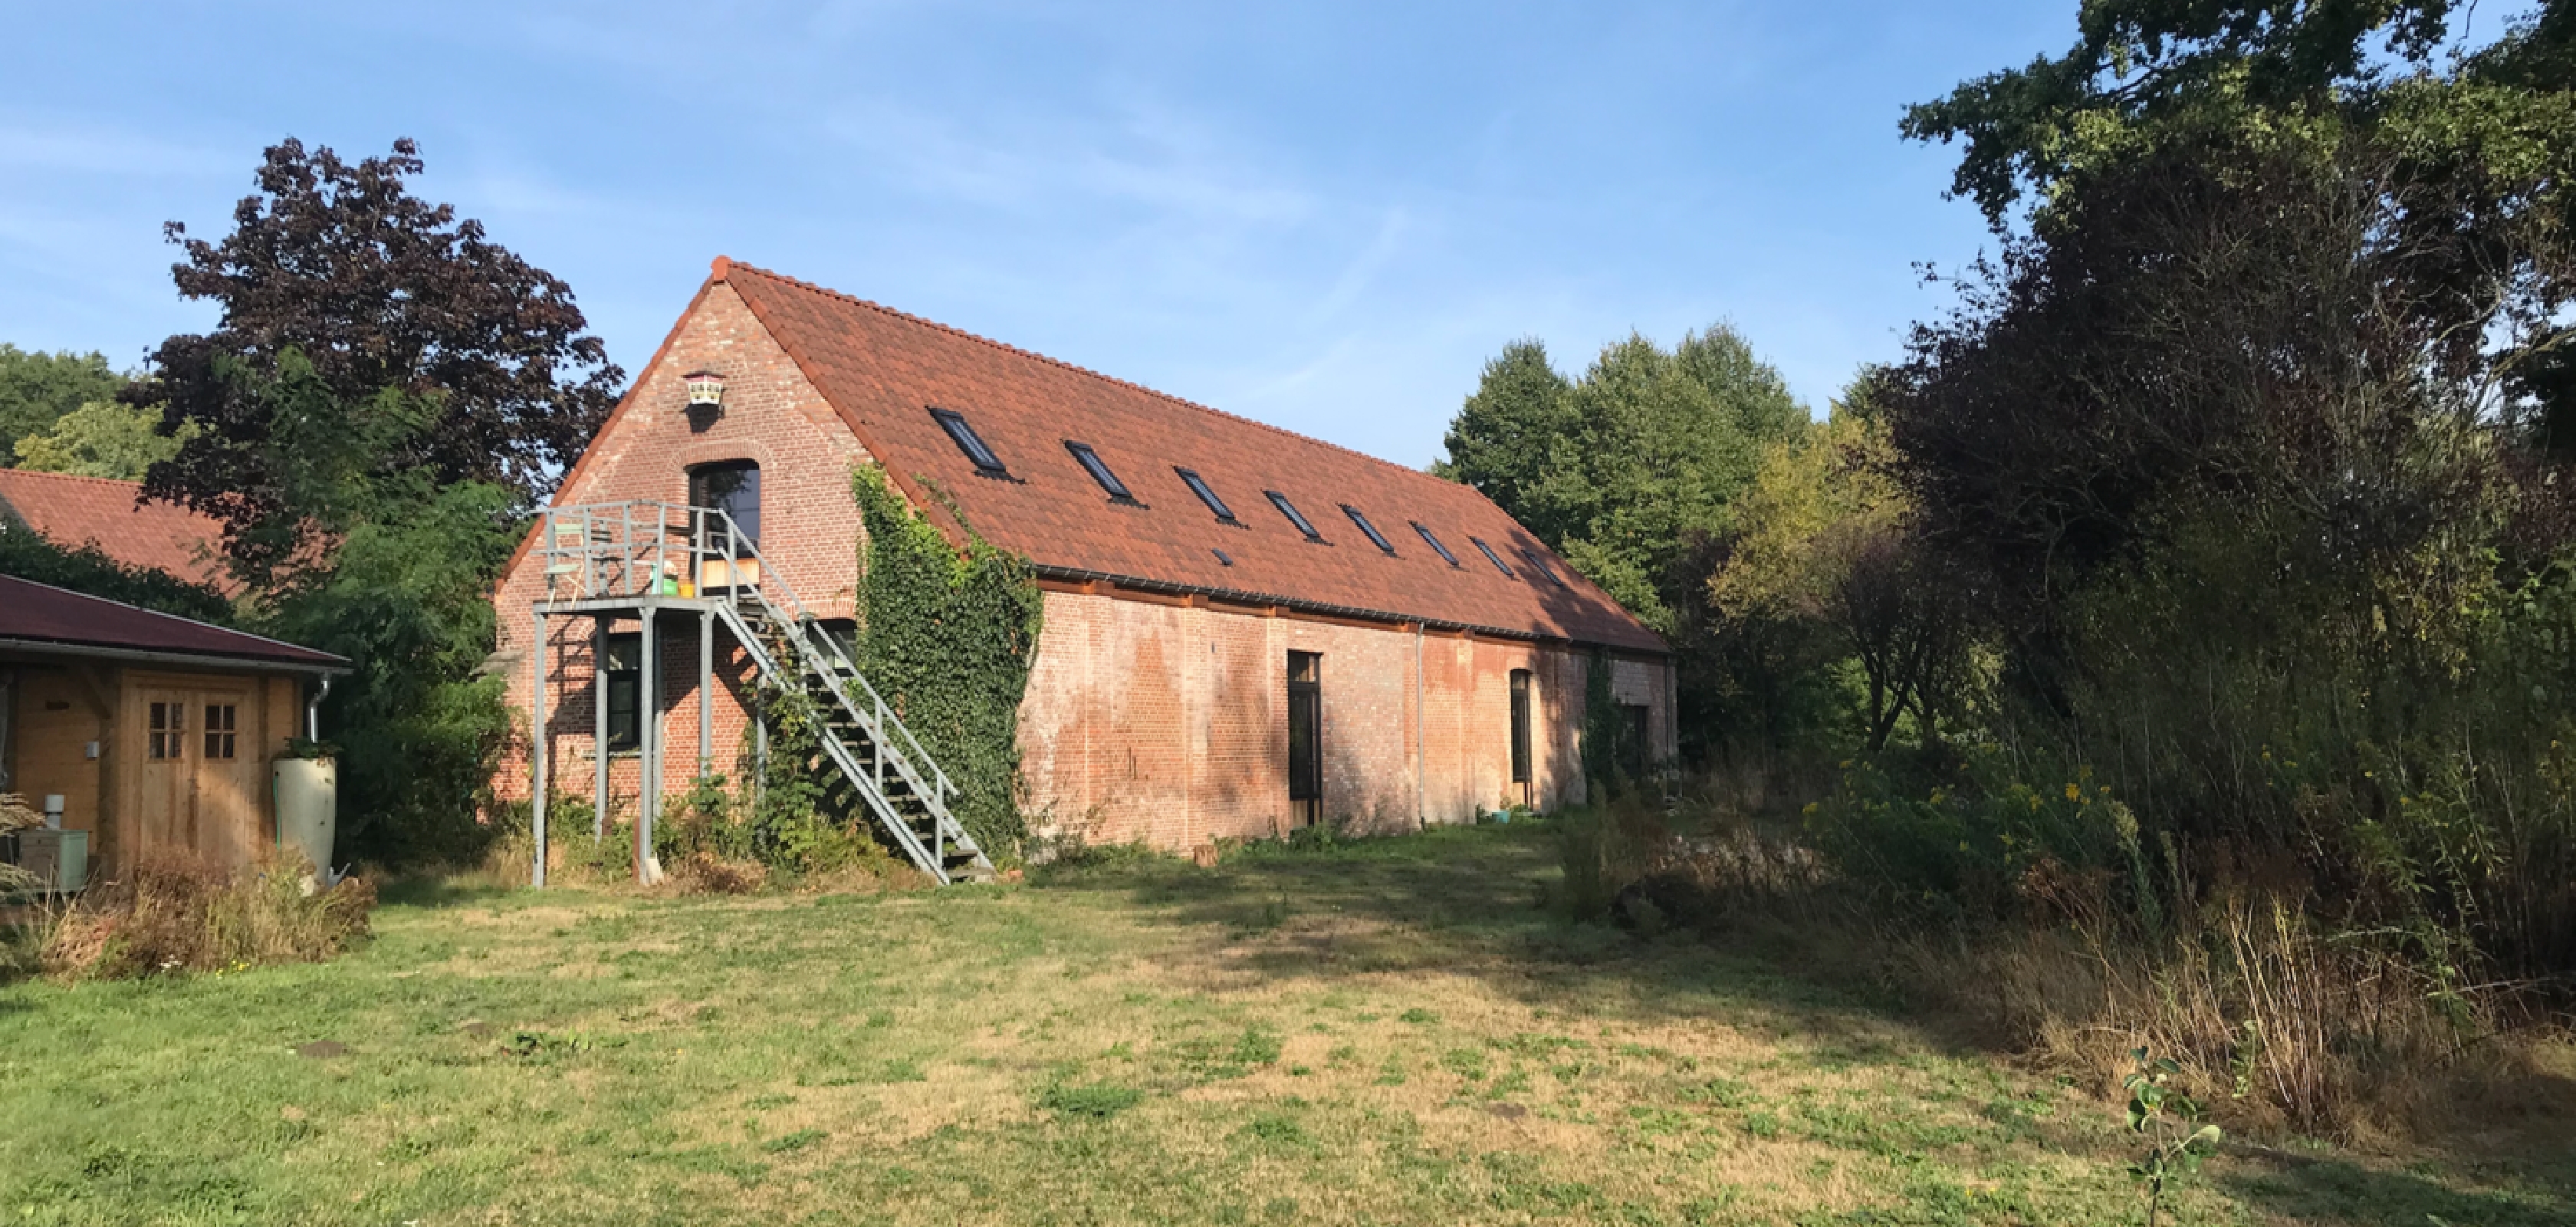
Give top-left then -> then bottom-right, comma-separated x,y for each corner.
2064,784 -> 2082,802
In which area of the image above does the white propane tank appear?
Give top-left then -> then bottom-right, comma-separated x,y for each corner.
274,757 -> 337,873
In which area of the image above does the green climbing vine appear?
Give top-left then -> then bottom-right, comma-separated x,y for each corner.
1582,646 -> 1641,800
850,463 -> 1045,857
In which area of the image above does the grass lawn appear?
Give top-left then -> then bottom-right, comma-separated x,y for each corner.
4,821 -> 2568,1225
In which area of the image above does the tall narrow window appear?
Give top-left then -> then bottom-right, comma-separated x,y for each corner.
203,704 -> 238,760
1267,491 -> 1324,541
1286,650 -> 1322,826
1470,536 -> 1516,577
1176,468 -> 1237,523
147,701 -> 181,760
1342,505 -> 1395,554
1622,703 -> 1651,784
1411,521 -> 1460,567
604,632 -> 642,752
688,461 -> 761,550
1065,441 -> 1137,502
1518,548 -> 1568,588
931,407 -> 1008,475
1509,670 -> 1533,796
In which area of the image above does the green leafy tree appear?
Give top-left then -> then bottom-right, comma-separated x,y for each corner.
1434,339 -> 1576,539
212,353 -> 519,864
1440,324 -> 1804,763
0,528 -> 232,623
13,401 -> 195,480
0,344 -> 126,462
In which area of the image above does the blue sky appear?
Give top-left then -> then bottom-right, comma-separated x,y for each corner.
6,1 -> 2088,468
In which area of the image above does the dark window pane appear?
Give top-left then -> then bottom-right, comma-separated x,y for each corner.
931,408 -> 1007,473
1286,651 -> 1322,804
1471,537 -> 1516,577
1266,491 -> 1322,541
1175,468 -> 1236,521
689,461 -> 761,548
1518,548 -> 1567,587
1510,670 -> 1532,784
1342,505 -> 1395,554
1411,522 -> 1460,567
605,631 -> 642,751
1065,442 -> 1135,501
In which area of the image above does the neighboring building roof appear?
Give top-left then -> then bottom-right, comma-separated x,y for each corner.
718,260 -> 1668,653
0,469 -> 230,591
0,574 -> 345,671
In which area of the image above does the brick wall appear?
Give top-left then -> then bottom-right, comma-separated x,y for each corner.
492,281 -> 872,814
1016,590 -> 1658,847
490,278 -> 1681,858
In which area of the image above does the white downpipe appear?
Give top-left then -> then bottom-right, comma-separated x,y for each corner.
306,675 -> 331,741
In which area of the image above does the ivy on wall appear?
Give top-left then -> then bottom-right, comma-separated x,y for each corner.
850,464 -> 1045,856
1582,646 -> 1642,800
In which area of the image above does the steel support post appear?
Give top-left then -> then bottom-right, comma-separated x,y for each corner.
593,616 -> 610,840
530,609 -> 548,888
698,609 -> 714,778
638,604 -> 657,883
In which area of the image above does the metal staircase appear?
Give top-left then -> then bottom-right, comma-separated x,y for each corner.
531,500 -> 994,884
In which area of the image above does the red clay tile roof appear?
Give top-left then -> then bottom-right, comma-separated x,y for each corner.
0,574 -> 345,669
722,262 -> 1667,653
0,469 -> 230,591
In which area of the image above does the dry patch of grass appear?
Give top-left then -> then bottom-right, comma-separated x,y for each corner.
0,822 -> 2566,1225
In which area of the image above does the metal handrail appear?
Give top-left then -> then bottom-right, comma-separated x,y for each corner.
534,498 -> 972,855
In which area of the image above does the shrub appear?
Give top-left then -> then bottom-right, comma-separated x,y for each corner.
41,852 -> 373,980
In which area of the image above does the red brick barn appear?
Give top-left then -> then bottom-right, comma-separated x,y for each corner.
491,258 -> 1674,883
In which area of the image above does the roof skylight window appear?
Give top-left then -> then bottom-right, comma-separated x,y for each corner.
1519,548 -> 1568,587
1213,548 -> 1234,567
1064,441 -> 1135,502
1342,505 -> 1395,554
1411,521 -> 1460,567
1266,491 -> 1323,541
1470,536 -> 1516,578
1175,468 -> 1237,522
930,408 -> 1007,475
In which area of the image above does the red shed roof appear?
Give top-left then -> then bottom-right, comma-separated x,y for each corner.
0,469 -> 230,591
718,261 -> 1666,653
0,574 -> 344,671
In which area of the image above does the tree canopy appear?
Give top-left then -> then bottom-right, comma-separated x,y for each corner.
13,400 -> 192,481
137,137 -> 622,573
1438,324 -> 1804,764
0,345 -> 127,464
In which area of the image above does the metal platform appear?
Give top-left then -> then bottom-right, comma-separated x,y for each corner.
524,500 -> 992,886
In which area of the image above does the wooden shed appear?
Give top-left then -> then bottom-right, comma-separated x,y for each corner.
0,575 -> 347,874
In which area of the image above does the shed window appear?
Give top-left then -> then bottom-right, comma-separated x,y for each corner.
202,704 -> 237,760
1518,548 -> 1568,588
1267,491 -> 1323,541
1175,468 -> 1237,522
1065,442 -> 1136,502
148,701 -> 182,760
1470,536 -> 1516,577
1341,505 -> 1395,554
1411,521 -> 1460,567
931,407 -> 1007,475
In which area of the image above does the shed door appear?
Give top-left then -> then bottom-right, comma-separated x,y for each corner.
137,692 -> 195,855
134,684 -> 262,866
